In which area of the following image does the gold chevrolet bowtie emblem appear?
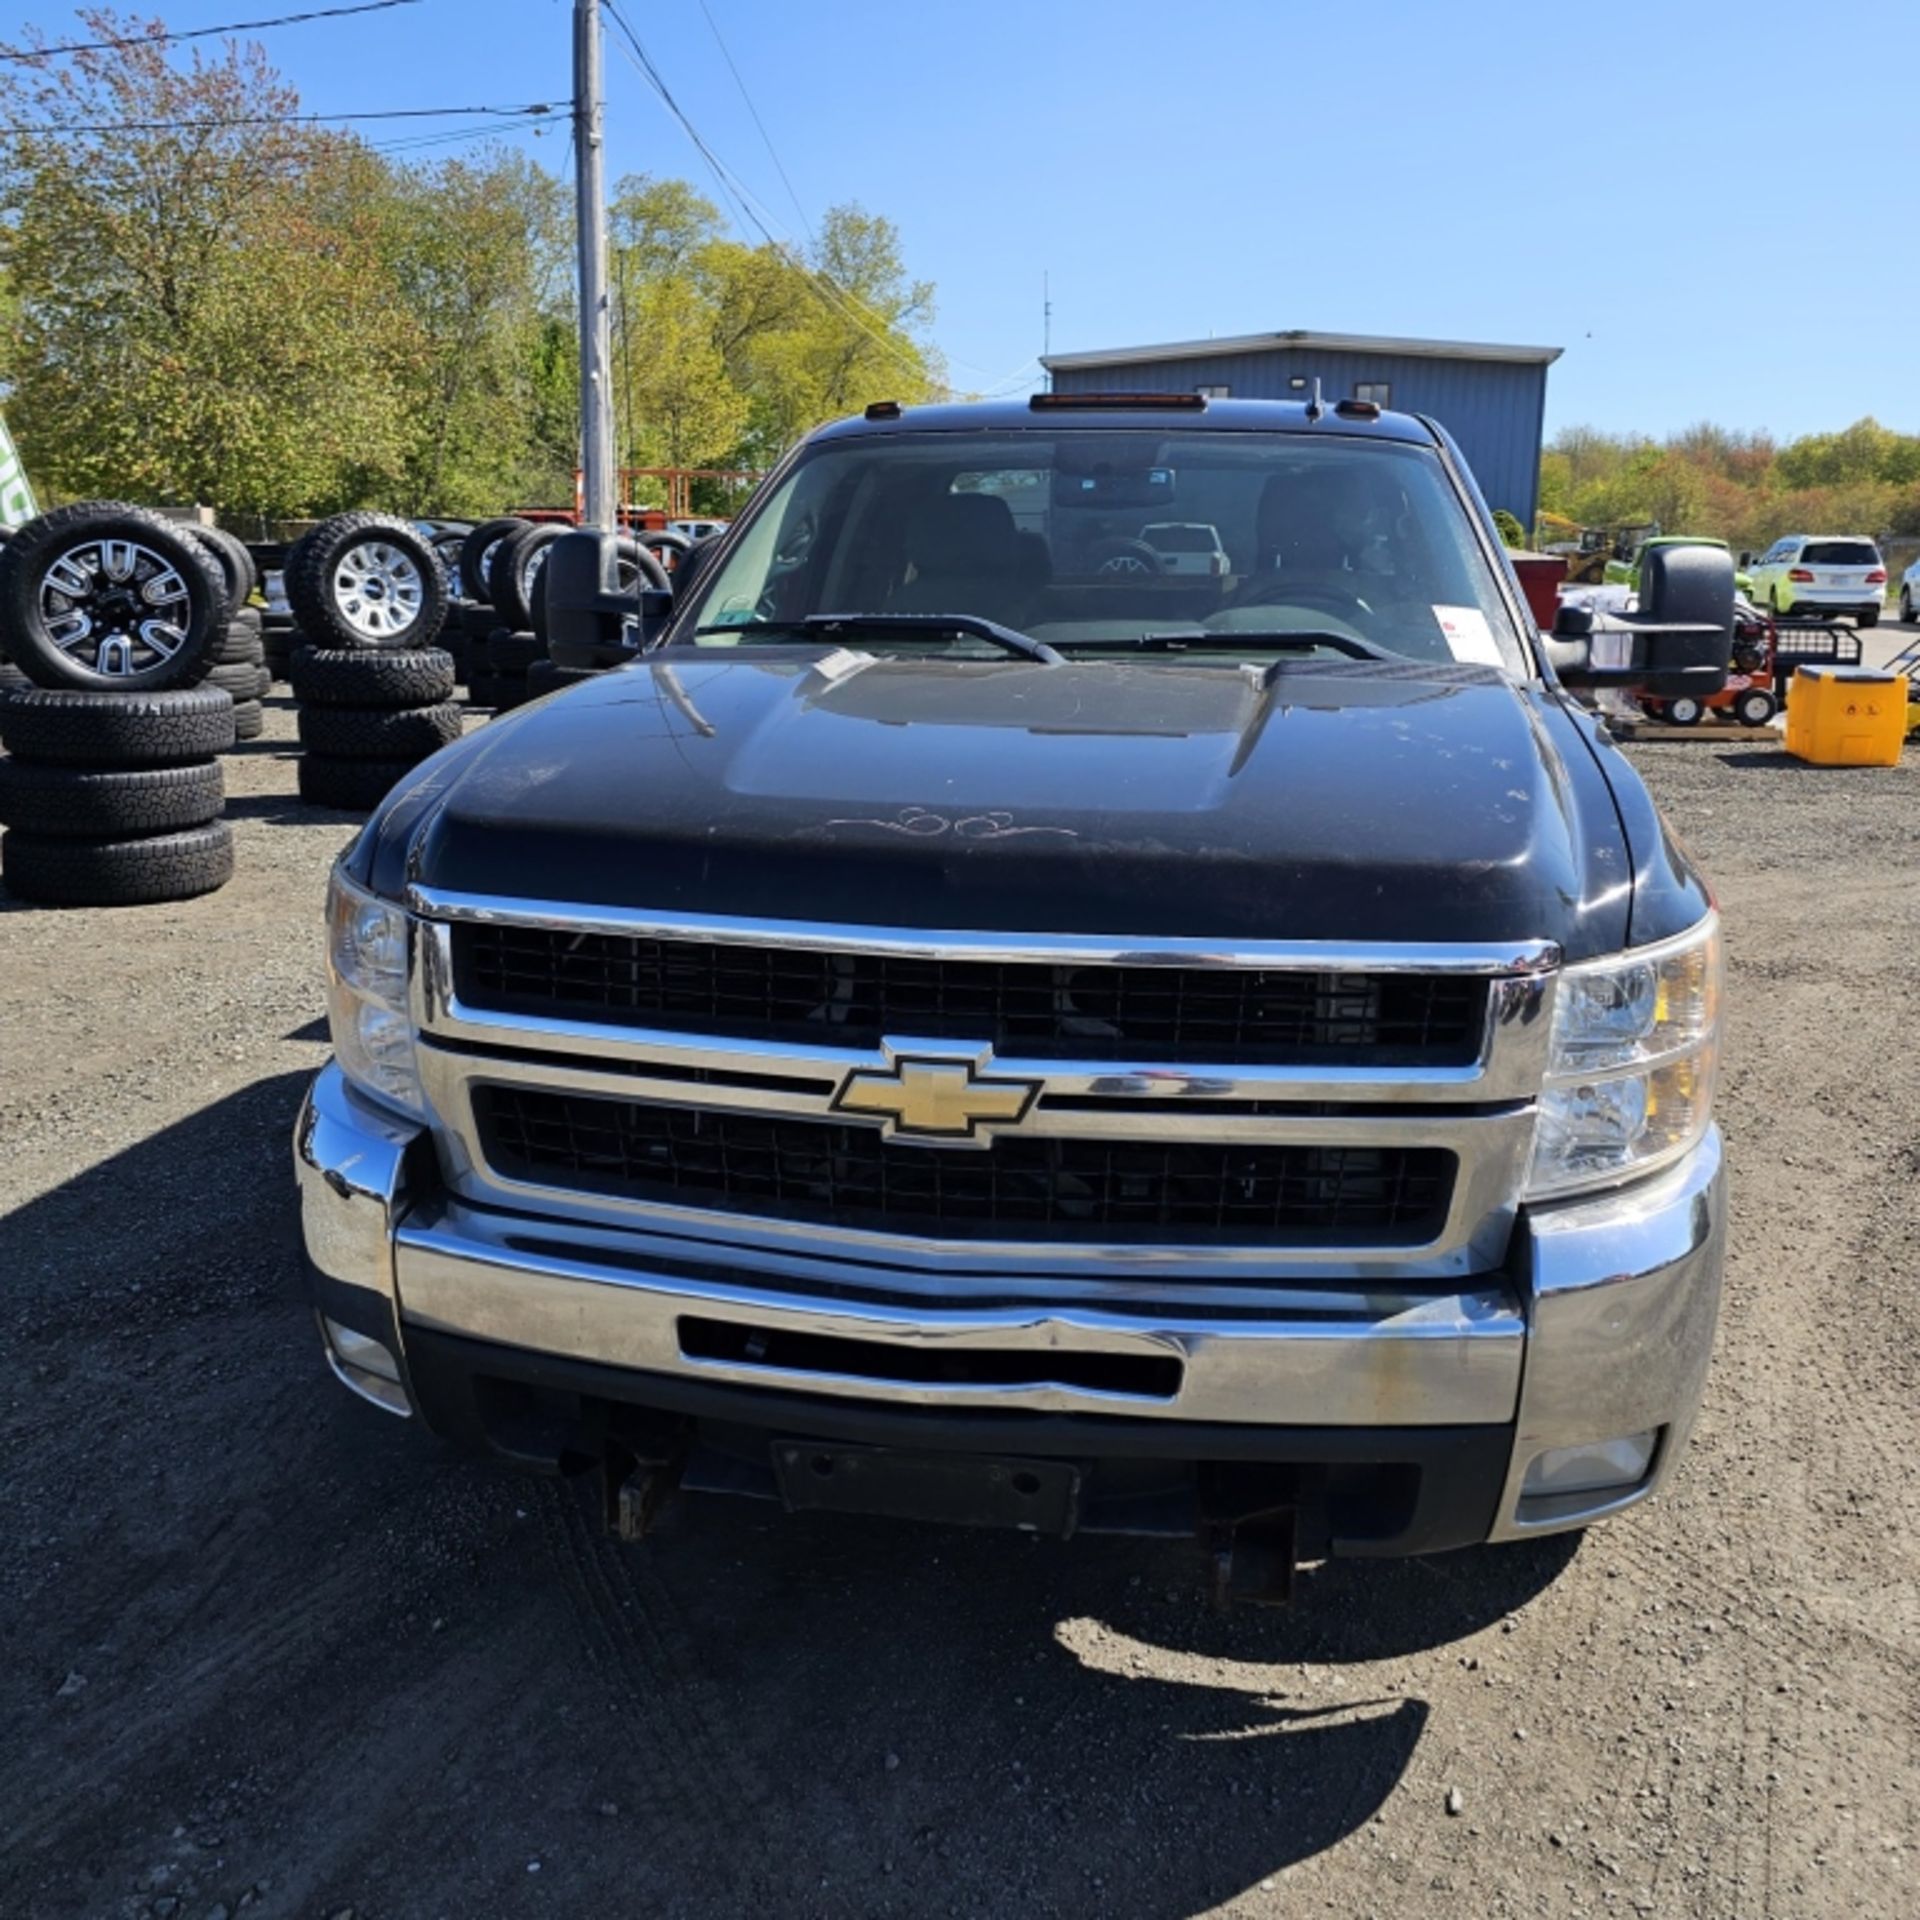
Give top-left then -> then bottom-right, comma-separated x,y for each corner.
833,1052 -> 1041,1145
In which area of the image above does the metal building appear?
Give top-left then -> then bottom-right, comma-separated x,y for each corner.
1040,329 -> 1562,529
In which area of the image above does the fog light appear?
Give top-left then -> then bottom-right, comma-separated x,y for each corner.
1521,1430 -> 1657,1500
322,1317 -> 410,1416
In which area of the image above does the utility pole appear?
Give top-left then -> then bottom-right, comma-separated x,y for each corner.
574,0 -> 615,531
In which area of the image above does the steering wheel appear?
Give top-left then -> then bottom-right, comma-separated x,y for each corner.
1229,581 -> 1372,619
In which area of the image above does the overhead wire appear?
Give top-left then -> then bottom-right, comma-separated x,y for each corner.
693,0 -> 814,253
0,0 -> 424,63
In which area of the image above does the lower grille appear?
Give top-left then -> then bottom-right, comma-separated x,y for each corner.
475,1085 -> 1456,1247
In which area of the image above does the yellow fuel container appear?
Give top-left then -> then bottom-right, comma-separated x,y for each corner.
1785,664 -> 1908,767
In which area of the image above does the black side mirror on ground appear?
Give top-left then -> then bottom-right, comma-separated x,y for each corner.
1546,544 -> 1734,697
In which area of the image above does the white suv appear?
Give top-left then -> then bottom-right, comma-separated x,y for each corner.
1746,535 -> 1887,626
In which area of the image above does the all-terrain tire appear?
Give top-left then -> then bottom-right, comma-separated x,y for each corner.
0,502 -> 227,691
230,699 -> 265,741
0,686 -> 236,765
0,759 -> 225,838
288,646 -> 456,709
1,821 -> 233,906
485,630 -> 546,675
297,753 -> 419,811
298,701 -> 463,761
287,512 -> 449,651
459,516 -> 531,605
188,524 -> 259,617
489,524 -> 565,633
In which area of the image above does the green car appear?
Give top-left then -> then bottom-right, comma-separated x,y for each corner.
1605,536 -> 1752,598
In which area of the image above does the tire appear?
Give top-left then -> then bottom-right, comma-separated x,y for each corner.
1665,695 -> 1704,726
1088,537 -> 1165,577
460,601 -> 500,640
1769,589 -> 1784,616
0,686 -> 236,765
485,630 -> 546,674
489,523 -> 566,632
526,658 -> 601,698
287,512 -> 449,651
459,516 -> 532,605
1902,588 -> 1916,624
0,661 -> 30,692
1735,689 -> 1778,728
0,502 -> 226,691
207,659 -> 265,701
2,821 -> 233,906
288,645 -> 456,709
230,698 -> 265,741
298,701 -> 463,760
297,753 -> 419,811
1859,606 -> 1880,629
465,671 -> 505,709
0,759 -> 225,837
188,524 -> 259,616
207,616 -> 265,669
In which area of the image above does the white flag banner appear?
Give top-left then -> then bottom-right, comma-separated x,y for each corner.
0,411 -> 38,530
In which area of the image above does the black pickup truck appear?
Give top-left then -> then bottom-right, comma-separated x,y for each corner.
298,394 -> 1729,1600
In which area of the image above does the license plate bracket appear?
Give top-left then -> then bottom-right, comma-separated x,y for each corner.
772,1441 -> 1082,1536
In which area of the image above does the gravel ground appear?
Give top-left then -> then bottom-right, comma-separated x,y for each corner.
2,694 -> 1917,1919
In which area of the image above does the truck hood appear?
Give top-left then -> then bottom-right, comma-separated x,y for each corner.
365,651 -> 1644,957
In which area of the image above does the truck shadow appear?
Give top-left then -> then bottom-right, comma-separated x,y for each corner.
0,1075 -> 1576,1920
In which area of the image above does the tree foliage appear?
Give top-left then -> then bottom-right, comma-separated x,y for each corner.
0,11 -> 943,521
1539,417 -> 1920,551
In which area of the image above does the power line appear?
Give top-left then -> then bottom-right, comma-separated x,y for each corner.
0,0 -> 424,63
0,103 -> 559,136
694,0 -> 814,252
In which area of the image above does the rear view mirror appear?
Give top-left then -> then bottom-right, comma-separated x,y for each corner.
1548,544 -> 1734,697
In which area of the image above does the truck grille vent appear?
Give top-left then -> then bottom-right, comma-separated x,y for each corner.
454,926 -> 1486,1067
475,1086 -> 1456,1247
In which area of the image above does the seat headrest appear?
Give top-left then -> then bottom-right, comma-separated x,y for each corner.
904,492 -> 1021,575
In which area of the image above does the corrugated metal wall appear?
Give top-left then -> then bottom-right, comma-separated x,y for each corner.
1050,348 -> 1548,527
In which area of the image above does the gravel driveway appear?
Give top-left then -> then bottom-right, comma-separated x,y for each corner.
2,699 -> 1916,1919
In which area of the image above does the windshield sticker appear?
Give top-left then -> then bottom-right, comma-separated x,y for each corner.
1433,606 -> 1503,666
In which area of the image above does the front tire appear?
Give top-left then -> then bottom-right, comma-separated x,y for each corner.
1901,587 -> 1916,624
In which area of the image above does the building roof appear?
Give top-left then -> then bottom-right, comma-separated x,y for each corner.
1041,328 -> 1564,372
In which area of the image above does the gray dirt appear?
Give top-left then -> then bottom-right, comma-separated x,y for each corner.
2,701 -> 1916,1919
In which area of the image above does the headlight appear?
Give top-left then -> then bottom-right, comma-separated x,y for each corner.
1527,915 -> 1721,1199
325,865 -> 423,1118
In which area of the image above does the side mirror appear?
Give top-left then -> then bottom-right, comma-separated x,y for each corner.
544,529 -> 672,671
1548,545 -> 1734,697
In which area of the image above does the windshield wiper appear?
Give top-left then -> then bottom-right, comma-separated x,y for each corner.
689,612 -> 1062,665
1049,629 -> 1397,662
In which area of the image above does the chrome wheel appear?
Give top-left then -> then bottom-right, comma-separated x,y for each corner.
331,540 -> 424,640
39,537 -> 193,677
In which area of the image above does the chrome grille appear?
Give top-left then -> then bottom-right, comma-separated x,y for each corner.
452,923 -> 1487,1066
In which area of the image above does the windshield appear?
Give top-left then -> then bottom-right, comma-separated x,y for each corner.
676,429 -> 1529,672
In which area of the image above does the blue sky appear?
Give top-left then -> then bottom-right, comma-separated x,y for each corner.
8,0 -> 1916,441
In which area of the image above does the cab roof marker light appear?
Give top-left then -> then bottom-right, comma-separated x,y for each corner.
864,399 -> 902,420
1335,397 -> 1381,420
1028,391 -> 1208,412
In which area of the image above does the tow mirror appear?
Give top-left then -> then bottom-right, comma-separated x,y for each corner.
544,529 -> 673,671
1546,544 -> 1734,697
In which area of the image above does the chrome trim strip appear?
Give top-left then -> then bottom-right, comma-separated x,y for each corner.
413,1042 -> 1535,1278
408,887 -> 1561,977
392,1198 -> 1525,1426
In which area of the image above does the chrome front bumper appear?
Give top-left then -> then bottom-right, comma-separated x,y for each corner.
295,1061 -> 1725,1543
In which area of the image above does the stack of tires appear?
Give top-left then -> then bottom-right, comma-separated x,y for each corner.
459,517 -> 551,712
188,524 -> 269,740
0,503 -> 237,906
286,512 -> 460,813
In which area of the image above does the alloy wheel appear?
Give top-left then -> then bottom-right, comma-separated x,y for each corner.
38,537 -> 194,677
331,540 -> 425,640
